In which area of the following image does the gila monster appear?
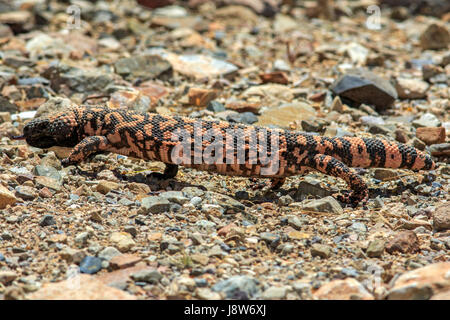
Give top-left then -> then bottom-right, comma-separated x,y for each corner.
14,105 -> 436,206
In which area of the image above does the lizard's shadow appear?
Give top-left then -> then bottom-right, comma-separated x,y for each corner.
71,166 -> 207,192
72,166 -> 439,207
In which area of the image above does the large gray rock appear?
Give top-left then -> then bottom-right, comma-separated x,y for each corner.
330,69 -> 398,111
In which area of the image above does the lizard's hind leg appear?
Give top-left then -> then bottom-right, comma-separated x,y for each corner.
301,154 -> 369,207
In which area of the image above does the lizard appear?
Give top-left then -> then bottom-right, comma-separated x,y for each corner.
13,105 -> 436,206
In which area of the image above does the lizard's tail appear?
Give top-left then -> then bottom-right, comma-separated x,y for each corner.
319,137 -> 436,171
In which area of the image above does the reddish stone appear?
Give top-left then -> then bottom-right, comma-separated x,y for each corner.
386,231 -> 420,254
188,88 -> 218,107
416,127 -> 446,145
38,187 -> 53,198
433,203 -> 450,231
109,254 -> 142,270
388,262 -> 450,300
95,263 -> 147,288
218,223 -> 237,237
259,71 -> 289,85
309,91 -> 327,102
225,102 -> 261,114
137,0 -> 175,9
314,278 -> 374,300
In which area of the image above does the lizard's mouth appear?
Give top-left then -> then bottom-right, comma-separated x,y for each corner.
28,135 -> 57,149
13,134 -> 57,149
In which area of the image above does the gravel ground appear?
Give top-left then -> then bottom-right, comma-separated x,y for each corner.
0,0 -> 449,300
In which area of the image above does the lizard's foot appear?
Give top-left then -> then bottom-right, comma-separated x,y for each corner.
146,163 -> 178,181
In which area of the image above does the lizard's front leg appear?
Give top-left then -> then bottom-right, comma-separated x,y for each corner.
61,136 -> 110,166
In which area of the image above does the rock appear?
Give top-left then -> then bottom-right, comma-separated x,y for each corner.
38,187 -> 53,198
211,276 -> 259,299
59,247 -> 86,264
388,262 -> 450,300
419,24 -> 450,50
330,96 -> 344,112
300,196 -> 343,214
0,111 -> 11,123
294,179 -> 333,200
49,233 -> 67,244
349,222 -> 367,233
226,101 -> 262,114
196,287 -> 222,300
191,253 -> 209,266
124,226 -> 137,237
27,274 -> 136,299
131,269 -> 162,283
310,244 -> 332,259
287,216 -> 304,230
0,23 -> 12,37
204,191 -> 245,213
79,256 -> 103,274
141,196 -> 172,214
0,271 -> 18,285
395,78 -> 429,99
385,231 -> 420,254
373,168 -> 399,180
226,111 -> 258,124
242,84 -> 294,103
433,203 -> 450,231
207,101 -> 225,113
273,59 -> 291,72
109,254 -> 142,270
98,247 -> 122,261
0,96 -> 18,113
214,5 -> 259,25
330,69 -> 398,111
4,286 -> 24,300
109,232 -> 136,253
34,176 -> 61,191
366,239 -> 385,258
182,187 -> 205,198
57,66 -> 114,93
39,215 -> 56,227
96,180 -> 120,194
149,49 -> 238,79
187,88 -> 218,107
0,11 -> 33,32
14,186 -> 37,201
137,0 -> 175,10
34,97 -> 76,119
273,14 -> 298,32
399,218 -> 432,231
412,113 -> 441,128
0,185 -> 17,209
257,101 -> 316,128
114,55 -> 172,80
343,42 -> 369,65
259,71 -> 289,85
416,127 -> 446,145
314,278 -> 374,300
261,286 -> 288,299
422,64 -> 444,81
33,165 -> 61,182
429,143 -> 450,156
40,152 -> 62,170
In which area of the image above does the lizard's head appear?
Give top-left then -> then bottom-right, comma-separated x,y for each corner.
14,111 -> 80,149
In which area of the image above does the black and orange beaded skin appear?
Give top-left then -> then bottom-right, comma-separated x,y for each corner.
18,105 -> 436,206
